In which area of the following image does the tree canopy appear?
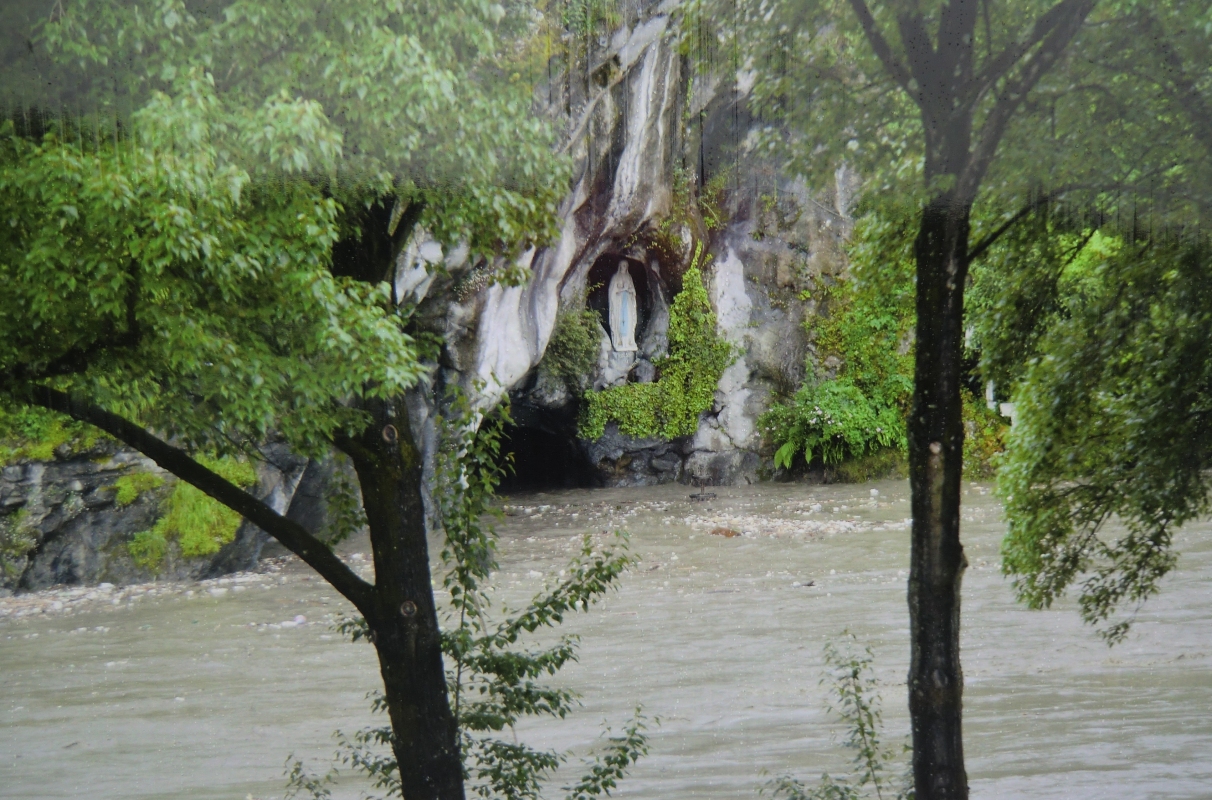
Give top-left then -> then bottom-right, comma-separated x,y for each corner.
1,3 -> 573,797
1,0 -> 569,458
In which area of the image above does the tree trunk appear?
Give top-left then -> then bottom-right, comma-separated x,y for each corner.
340,398 -> 465,800
907,192 -> 971,800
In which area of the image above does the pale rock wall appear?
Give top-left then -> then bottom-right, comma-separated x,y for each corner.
404,4 -> 852,489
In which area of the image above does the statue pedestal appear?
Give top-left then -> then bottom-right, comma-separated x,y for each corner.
599,350 -> 637,388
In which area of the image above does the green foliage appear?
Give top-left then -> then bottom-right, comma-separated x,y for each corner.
284,755 -> 338,800
698,169 -> 731,232
960,391 -> 1006,480
561,0 -> 622,36
127,529 -> 169,571
0,406 -> 105,464
967,217 -> 1122,395
437,395 -> 645,798
642,164 -> 694,264
998,239 -> 1212,643
765,380 -> 905,469
562,713 -> 651,800
0,509 -> 37,580
767,633 -> 911,800
126,456 -> 256,569
579,249 -> 732,440
1,0 -> 568,467
762,210 -> 915,471
20,0 -> 568,260
0,110 -> 417,456
109,470 -> 165,507
640,163 -> 731,264
763,206 -> 1009,477
539,309 -> 602,394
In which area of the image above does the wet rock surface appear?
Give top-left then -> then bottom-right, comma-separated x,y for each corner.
0,443 -> 315,593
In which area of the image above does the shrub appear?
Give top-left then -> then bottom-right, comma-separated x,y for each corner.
762,210 -> 916,470
539,308 -> 602,394
0,510 -> 37,580
765,379 -> 905,469
110,471 -> 166,507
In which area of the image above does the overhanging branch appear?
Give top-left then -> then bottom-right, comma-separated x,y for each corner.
847,0 -> 916,101
968,184 -> 1098,261
22,386 -> 377,616
959,0 -> 1095,201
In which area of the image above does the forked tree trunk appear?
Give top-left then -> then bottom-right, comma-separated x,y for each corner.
907,192 -> 971,799
339,398 -> 465,800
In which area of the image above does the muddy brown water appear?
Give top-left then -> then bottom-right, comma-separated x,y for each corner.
2,480 -> 1211,799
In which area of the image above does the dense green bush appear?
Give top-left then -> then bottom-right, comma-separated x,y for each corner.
539,308 -> 602,394
579,252 -> 732,440
110,471 -> 166,507
762,211 -> 916,471
763,207 -> 1008,478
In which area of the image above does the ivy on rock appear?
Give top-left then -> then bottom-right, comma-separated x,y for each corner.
578,248 -> 732,442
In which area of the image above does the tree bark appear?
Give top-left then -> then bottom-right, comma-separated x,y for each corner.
907,192 -> 971,800
336,398 -> 464,800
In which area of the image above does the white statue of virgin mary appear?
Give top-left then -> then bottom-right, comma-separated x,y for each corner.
608,261 -> 638,352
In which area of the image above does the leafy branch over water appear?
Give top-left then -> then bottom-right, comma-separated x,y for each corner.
290,393 -> 649,799
767,632 -> 911,800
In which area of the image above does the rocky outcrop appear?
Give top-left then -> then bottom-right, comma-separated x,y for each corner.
400,5 -> 851,489
0,442 -> 311,593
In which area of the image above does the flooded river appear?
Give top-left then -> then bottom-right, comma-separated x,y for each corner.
3,480 -> 1211,799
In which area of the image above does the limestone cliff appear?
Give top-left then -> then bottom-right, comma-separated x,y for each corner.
407,3 -> 851,489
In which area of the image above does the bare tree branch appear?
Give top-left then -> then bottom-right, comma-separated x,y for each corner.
847,0 -> 916,100
959,0 -> 1095,201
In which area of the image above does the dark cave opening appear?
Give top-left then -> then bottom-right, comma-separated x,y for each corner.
496,421 -> 596,494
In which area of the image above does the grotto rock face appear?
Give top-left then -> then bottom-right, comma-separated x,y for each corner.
409,5 -> 851,489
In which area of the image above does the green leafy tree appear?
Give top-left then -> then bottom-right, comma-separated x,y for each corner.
730,1 -> 1212,793
972,3 -> 1212,646
0,2 -> 568,797
997,239 -> 1212,643
688,0 -> 1107,795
